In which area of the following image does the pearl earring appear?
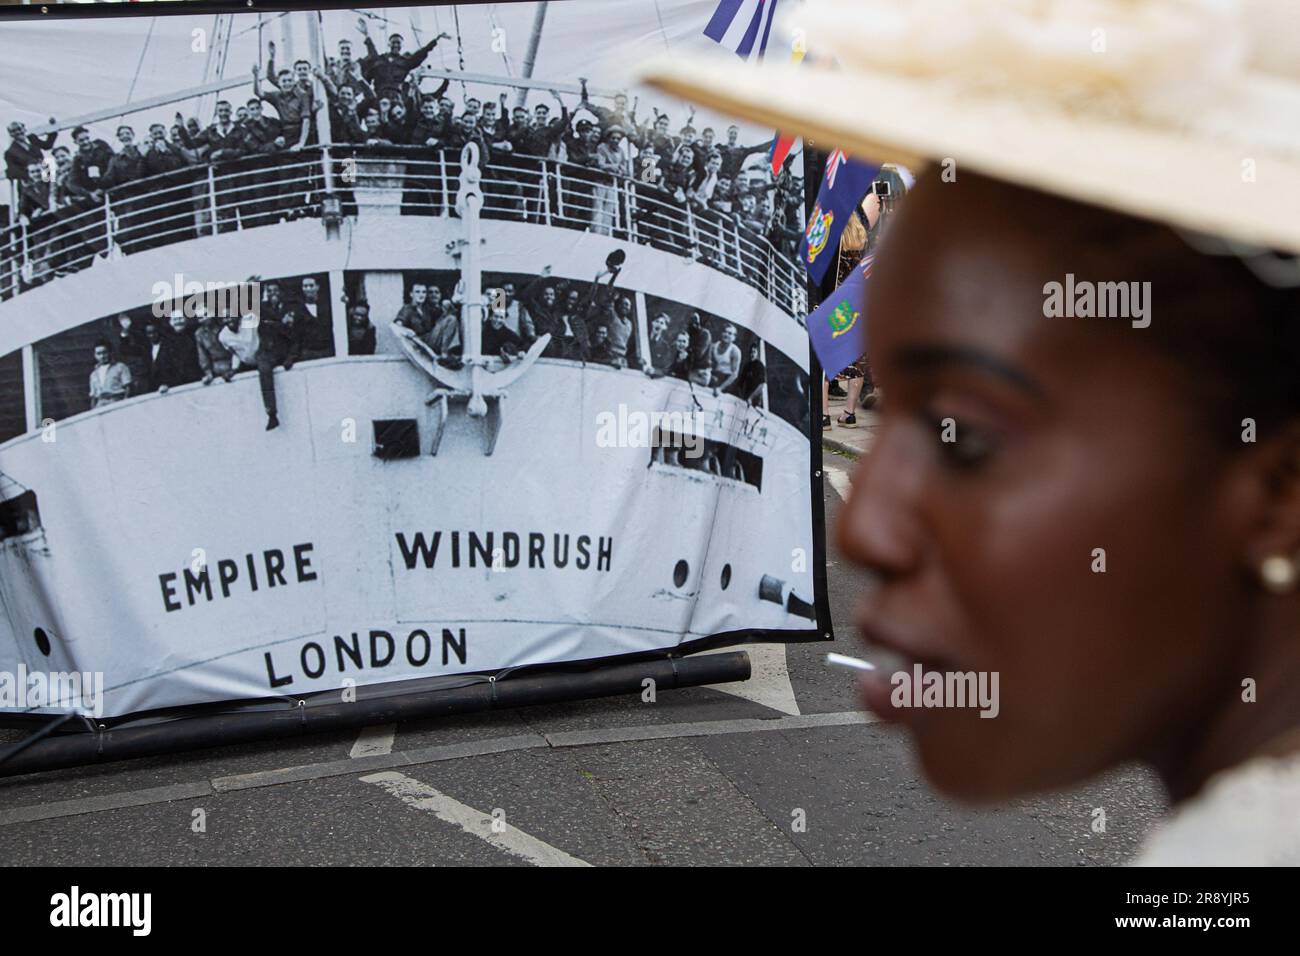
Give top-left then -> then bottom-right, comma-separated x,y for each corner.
1259,555 -> 1298,593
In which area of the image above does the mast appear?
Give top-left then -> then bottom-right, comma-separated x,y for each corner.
196,14 -> 224,120
304,9 -> 333,146
279,11 -> 296,70
305,8 -> 322,69
517,2 -> 549,110
457,143 -> 487,417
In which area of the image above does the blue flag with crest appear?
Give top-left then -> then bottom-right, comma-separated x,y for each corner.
806,254 -> 873,380
800,150 -> 877,285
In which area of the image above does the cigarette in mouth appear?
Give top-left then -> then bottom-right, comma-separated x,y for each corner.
826,652 -> 876,672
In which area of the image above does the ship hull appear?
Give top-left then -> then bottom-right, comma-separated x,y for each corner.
0,356 -> 817,718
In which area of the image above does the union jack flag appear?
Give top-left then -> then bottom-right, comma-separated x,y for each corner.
825,149 -> 849,189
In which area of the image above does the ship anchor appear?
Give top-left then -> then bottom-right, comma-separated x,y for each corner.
391,142 -> 550,455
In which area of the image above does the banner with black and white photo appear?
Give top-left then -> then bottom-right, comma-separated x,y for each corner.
0,0 -> 823,722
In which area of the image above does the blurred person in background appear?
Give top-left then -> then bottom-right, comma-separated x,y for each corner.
834,167 -> 907,428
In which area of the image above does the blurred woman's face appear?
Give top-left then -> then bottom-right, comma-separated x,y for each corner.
837,173 -> 1255,801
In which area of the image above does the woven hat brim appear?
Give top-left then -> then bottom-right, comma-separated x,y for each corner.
639,54 -> 1300,255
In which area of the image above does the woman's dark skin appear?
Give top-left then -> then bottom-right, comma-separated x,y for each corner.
836,170 -> 1300,804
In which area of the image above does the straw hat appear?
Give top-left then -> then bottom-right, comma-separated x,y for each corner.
638,0 -> 1300,255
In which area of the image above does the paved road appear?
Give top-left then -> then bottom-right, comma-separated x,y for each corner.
0,439 -> 1166,866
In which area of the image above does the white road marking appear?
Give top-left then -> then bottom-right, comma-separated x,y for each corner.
824,463 -> 852,502
349,723 -> 396,758
360,771 -> 592,867
698,642 -> 801,716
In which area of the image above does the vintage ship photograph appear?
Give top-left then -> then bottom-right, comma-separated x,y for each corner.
0,1 -> 818,722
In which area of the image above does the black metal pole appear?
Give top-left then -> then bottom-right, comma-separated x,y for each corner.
0,651 -> 751,777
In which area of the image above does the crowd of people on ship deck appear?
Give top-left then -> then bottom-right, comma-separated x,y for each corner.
2,17 -> 803,294
87,274 -> 332,430
82,260 -> 766,435
377,265 -> 767,406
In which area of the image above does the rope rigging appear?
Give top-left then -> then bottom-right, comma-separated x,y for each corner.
487,5 -> 514,78
124,16 -> 157,109
452,5 -> 468,100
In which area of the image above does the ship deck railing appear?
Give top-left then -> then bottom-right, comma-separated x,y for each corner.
0,145 -> 808,319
